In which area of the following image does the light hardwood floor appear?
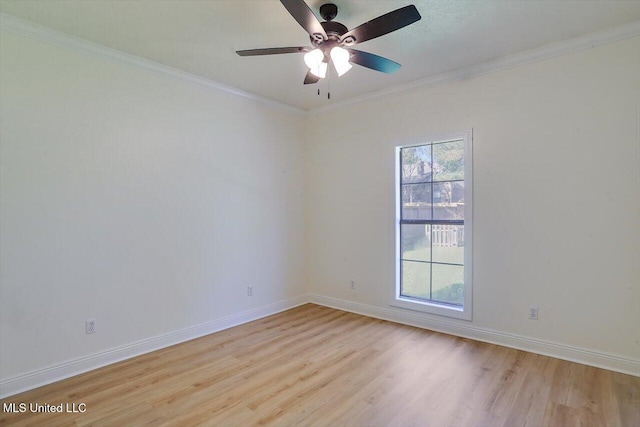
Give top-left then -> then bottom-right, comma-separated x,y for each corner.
1,304 -> 638,426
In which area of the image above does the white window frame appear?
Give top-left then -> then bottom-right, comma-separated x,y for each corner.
392,130 -> 473,321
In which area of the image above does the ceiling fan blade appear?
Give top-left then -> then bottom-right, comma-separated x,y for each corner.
304,70 -> 319,85
348,49 -> 402,74
341,5 -> 421,45
236,47 -> 309,56
280,0 -> 327,41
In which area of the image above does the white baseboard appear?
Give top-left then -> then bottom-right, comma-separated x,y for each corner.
3,293 -> 637,398
308,294 -> 640,377
0,295 -> 309,399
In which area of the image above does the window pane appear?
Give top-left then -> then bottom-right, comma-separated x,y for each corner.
401,224 -> 431,262
401,145 -> 432,183
433,140 -> 464,181
432,225 -> 464,264
431,264 -> 464,306
401,260 -> 431,300
396,133 -> 471,319
401,184 -> 431,220
433,182 -> 464,220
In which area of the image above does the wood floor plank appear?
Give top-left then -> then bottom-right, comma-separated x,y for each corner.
1,304 -> 638,426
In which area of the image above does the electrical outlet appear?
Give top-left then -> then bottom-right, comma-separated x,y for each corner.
247,286 -> 253,296
86,319 -> 96,334
350,280 -> 356,290
529,306 -> 538,320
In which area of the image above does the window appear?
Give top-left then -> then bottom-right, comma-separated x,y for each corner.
393,130 -> 472,320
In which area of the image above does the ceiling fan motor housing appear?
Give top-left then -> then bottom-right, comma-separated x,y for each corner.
311,4 -> 348,49
319,3 -> 338,21
318,21 -> 347,40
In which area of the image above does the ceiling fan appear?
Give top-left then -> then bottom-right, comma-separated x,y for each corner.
236,0 -> 421,85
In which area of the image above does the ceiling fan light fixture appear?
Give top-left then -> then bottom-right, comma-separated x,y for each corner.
309,61 -> 328,78
304,48 -> 327,78
333,60 -> 352,77
304,48 -> 323,69
330,46 -> 352,76
237,2 -> 422,86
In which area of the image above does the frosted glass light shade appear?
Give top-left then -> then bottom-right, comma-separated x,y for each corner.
330,46 -> 352,76
309,62 -> 327,78
304,49 -> 323,68
304,49 -> 327,78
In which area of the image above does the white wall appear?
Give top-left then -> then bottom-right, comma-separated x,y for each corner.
1,26 -> 638,394
0,32 -> 306,382
305,37 -> 640,364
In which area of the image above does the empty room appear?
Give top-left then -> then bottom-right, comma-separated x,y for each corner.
0,0 -> 639,426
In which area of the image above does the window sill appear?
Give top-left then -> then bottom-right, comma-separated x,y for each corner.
391,296 -> 472,321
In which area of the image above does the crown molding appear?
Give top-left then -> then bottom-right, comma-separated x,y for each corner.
0,12 -> 307,116
309,19 -> 640,115
1,12 -> 638,117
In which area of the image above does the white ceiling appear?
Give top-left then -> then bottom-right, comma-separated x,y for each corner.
1,0 -> 639,111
